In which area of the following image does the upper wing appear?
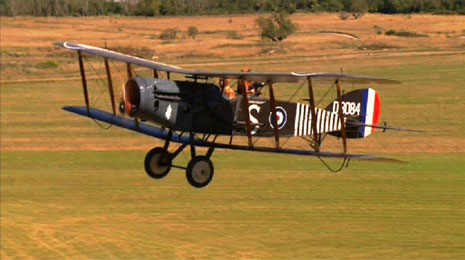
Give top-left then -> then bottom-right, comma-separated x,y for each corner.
56,42 -> 401,84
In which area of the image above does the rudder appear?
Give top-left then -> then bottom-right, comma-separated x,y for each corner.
324,88 -> 381,138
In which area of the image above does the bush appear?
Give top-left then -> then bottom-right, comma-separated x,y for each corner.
395,30 -> 428,37
226,30 -> 242,39
187,26 -> 199,39
358,43 -> 398,50
352,12 -> 364,19
385,29 -> 397,36
385,29 -> 428,37
159,28 -> 179,40
338,12 -> 349,20
35,61 -> 58,69
256,12 -> 296,42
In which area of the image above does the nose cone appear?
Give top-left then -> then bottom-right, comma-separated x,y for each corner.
123,78 -> 141,116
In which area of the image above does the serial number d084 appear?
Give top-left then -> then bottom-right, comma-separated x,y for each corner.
332,101 -> 361,116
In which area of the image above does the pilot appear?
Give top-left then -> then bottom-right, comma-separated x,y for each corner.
221,78 -> 236,100
238,68 -> 255,95
252,82 -> 265,96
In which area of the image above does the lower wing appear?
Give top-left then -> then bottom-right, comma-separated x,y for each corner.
63,106 -> 404,163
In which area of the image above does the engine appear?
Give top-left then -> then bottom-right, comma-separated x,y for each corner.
121,77 -> 233,135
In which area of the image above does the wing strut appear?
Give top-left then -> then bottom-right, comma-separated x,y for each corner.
268,81 -> 280,149
126,63 -> 133,78
104,58 -> 116,115
240,78 -> 253,147
307,78 -> 319,152
336,80 -> 347,153
77,51 -> 90,113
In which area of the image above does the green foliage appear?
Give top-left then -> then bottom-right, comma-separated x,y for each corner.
35,60 -> 58,69
357,42 -> 398,50
385,29 -> 428,37
187,26 -> 199,39
338,11 -> 350,20
0,0 -> 464,16
385,29 -> 397,36
350,0 -> 368,18
134,0 -> 161,16
257,12 -> 297,42
226,30 -> 243,39
319,0 -> 343,11
338,0 -> 368,20
159,28 -> 179,41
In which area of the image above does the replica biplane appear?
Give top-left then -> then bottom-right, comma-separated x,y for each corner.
56,42 -> 416,188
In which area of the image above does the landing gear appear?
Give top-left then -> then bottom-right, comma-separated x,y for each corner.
143,131 -> 216,188
185,136 -> 215,188
144,147 -> 171,179
186,156 -> 214,188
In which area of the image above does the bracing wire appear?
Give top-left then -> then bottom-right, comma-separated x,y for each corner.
84,56 -> 113,130
318,156 -> 350,173
315,81 -> 336,107
87,61 -> 108,104
287,79 -> 307,104
279,79 -> 310,148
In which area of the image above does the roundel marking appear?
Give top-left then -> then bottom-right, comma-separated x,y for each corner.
269,106 -> 287,130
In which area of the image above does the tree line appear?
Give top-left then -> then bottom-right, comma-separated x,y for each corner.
1,0 -> 464,17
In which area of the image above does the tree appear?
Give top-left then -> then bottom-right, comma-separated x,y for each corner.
0,0 -> 12,15
187,26 -> 199,39
319,0 -> 343,11
350,0 -> 368,19
256,11 -> 297,42
1,0 -> 464,17
159,28 -> 179,41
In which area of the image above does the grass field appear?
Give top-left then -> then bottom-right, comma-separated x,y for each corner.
1,13 -> 465,259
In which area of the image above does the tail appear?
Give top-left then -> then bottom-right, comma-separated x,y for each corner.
324,88 -> 380,139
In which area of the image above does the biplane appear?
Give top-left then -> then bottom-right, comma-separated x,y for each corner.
56,42 -> 416,188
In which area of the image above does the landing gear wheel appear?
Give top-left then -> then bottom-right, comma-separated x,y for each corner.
186,156 -> 214,188
144,147 -> 172,179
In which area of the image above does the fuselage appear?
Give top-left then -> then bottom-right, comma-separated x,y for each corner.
122,77 -> 376,139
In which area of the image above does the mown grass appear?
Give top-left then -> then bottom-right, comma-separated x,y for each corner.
1,56 -> 464,258
1,151 -> 465,259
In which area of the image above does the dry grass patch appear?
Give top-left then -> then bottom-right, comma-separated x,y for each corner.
1,14 -> 465,260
